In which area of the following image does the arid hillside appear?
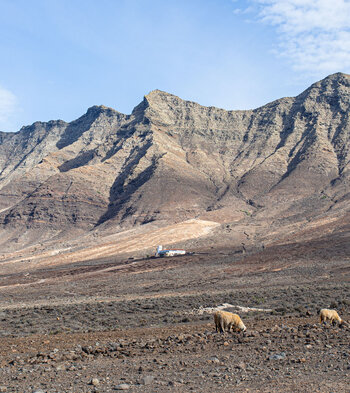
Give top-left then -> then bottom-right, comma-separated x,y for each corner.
0,72 -> 349,259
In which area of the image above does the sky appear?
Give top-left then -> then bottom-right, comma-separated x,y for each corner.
0,0 -> 350,132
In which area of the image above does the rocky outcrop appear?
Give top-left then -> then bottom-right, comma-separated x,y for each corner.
0,72 -> 349,249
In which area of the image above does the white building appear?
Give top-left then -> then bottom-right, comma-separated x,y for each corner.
155,245 -> 186,257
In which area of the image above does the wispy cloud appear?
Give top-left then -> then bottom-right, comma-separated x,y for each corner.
253,0 -> 350,74
0,86 -> 17,132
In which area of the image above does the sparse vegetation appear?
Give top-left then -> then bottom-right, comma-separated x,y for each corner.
0,231 -> 349,392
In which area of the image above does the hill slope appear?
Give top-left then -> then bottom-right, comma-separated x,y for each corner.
0,72 -> 349,254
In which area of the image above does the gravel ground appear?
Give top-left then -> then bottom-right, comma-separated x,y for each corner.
0,239 -> 349,392
0,316 -> 349,392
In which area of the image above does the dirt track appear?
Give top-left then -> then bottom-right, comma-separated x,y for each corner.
0,237 -> 349,392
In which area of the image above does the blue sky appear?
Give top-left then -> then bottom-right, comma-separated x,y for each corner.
1,0 -> 350,132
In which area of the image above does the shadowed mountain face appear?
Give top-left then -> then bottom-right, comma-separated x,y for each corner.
0,73 -> 349,251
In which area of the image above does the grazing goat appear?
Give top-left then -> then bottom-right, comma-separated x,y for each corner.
319,309 -> 343,326
214,310 -> 246,333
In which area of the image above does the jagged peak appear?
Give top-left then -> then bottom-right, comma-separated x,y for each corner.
321,72 -> 350,80
136,89 -> 212,112
19,119 -> 67,133
68,105 -> 127,126
135,90 -> 184,112
145,89 -> 179,100
86,104 -> 123,116
140,89 -> 252,113
132,89 -> 197,121
308,72 -> 350,89
293,72 -> 350,103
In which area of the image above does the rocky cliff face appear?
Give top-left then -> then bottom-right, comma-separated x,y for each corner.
0,72 -> 349,250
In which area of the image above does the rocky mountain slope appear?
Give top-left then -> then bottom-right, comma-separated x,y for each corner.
0,72 -> 349,254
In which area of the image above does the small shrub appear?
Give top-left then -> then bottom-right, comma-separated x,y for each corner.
253,296 -> 265,305
139,318 -> 147,326
275,307 -> 287,315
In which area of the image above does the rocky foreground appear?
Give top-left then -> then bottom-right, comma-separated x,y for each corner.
0,226 -> 349,392
0,316 -> 349,392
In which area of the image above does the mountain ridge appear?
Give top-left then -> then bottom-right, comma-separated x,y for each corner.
0,72 -> 349,254
2,72 -> 349,136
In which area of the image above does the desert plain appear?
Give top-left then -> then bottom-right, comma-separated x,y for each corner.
0,219 -> 349,393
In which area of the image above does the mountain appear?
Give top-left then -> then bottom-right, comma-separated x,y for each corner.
0,72 -> 349,255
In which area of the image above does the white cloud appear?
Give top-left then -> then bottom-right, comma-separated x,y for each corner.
0,86 -> 17,131
233,6 -> 254,15
253,0 -> 350,74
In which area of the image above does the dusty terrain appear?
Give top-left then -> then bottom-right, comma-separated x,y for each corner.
0,232 -> 349,392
